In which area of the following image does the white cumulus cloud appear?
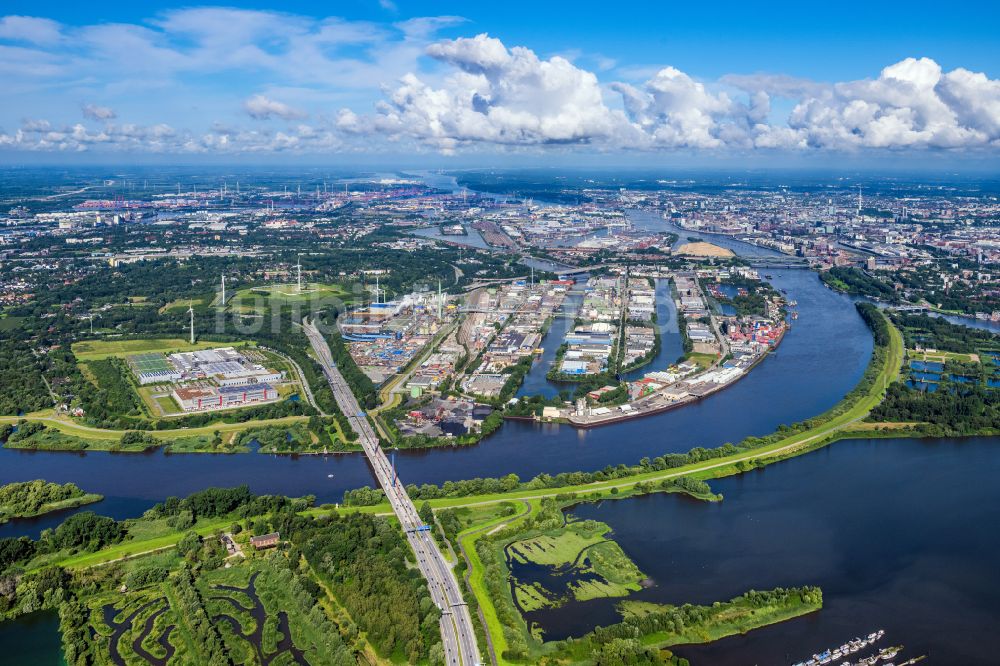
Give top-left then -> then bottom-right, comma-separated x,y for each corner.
777,57 -> 1000,150
2,13 -> 1000,158
341,34 -> 632,152
345,38 -> 1000,155
244,94 -> 306,120
82,103 -> 116,121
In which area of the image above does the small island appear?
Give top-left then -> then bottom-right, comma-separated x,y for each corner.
0,480 -> 103,524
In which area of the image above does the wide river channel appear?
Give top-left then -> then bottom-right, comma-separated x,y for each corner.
2,215 -> 996,663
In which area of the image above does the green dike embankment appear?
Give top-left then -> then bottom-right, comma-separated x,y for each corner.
0,410 -> 309,448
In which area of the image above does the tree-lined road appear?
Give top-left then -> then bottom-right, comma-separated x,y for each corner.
302,318 -> 481,666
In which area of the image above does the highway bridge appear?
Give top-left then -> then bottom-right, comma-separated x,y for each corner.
302,318 -> 481,666
745,256 -> 811,269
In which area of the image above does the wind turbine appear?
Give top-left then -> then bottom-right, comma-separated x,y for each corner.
84,313 -> 101,335
188,301 -> 195,344
296,254 -> 303,293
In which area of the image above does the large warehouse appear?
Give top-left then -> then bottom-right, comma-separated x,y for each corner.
172,383 -> 276,412
126,346 -> 286,413
128,347 -> 282,386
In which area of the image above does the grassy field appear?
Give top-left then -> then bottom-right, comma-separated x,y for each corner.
158,296 -> 208,313
231,282 -> 354,312
0,315 -> 25,331
909,348 -> 980,364
685,351 -> 718,369
72,337 -> 228,361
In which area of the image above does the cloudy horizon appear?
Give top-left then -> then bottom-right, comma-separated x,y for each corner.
1,3 -> 998,167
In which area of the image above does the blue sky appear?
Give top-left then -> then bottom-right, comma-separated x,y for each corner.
1,1 -> 998,165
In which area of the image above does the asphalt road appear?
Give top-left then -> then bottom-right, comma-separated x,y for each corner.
302,319 -> 481,666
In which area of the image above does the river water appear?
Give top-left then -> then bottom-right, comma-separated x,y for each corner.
530,435 -> 1000,665
3,203 -> 990,664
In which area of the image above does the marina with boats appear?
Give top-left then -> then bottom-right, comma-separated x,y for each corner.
791,631 -> 926,666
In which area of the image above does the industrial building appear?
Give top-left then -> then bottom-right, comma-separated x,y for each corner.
126,346 -> 286,413
128,347 -> 282,386
172,383 -> 276,412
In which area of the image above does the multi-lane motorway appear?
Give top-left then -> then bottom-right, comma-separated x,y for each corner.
302,319 -> 481,666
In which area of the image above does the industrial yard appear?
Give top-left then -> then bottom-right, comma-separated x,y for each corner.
339,289 -> 455,385
124,346 -> 290,415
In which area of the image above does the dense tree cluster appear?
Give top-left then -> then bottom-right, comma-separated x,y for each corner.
0,333 -> 52,415
893,312 -> 997,353
0,480 -> 89,519
59,598 -> 93,666
676,311 -> 694,357
0,421 -> 47,445
323,327 -> 378,409
857,302 -> 891,347
0,537 -> 35,572
146,485 -> 310,523
257,553 -> 354,665
298,513 -> 441,661
73,358 -> 143,428
46,512 -> 125,553
821,266 -> 899,301
174,565 -> 234,665
870,382 -> 1000,433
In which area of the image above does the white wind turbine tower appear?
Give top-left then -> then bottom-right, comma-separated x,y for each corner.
188,301 -> 195,344
296,254 -> 303,293
221,274 -> 226,307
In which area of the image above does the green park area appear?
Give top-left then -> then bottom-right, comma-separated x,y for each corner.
230,282 -> 356,313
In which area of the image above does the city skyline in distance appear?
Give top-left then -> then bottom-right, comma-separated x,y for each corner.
1,0 -> 998,169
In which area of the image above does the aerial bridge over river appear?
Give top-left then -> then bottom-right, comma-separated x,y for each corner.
301,318 -> 481,666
